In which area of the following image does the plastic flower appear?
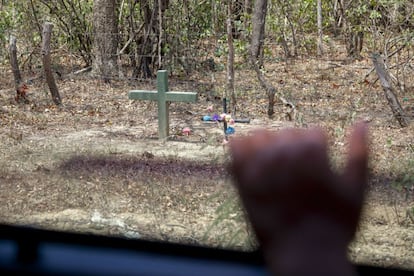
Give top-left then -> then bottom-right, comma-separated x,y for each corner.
182,127 -> 191,136
212,114 -> 220,121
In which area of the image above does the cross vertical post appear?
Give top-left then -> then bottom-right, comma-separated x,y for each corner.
157,70 -> 169,139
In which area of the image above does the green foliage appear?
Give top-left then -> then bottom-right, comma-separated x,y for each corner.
0,7 -> 19,41
0,0 -> 412,74
163,0 -> 226,73
37,0 -> 93,65
344,0 -> 414,51
215,34 -> 248,61
0,0 -> 93,66
267,0 -> 322,57
0,2 -> 26,62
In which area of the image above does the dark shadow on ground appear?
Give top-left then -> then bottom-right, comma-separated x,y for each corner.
57,154 -> 227,179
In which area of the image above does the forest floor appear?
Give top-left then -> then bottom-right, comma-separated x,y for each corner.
0,46 -> 414,270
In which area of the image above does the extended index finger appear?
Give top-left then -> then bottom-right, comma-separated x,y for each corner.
343,122 -> 369,195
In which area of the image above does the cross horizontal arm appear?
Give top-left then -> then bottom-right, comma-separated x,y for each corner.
128,90 -> 158,101
164,91 -> 198,102
128,90 -> 198,103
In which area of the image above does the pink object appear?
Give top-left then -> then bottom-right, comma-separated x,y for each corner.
229,118 -> 235,125
182,127 -> 191,136
207,105 -> 214,112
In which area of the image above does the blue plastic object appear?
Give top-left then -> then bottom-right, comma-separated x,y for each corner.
225,126 -> 235,135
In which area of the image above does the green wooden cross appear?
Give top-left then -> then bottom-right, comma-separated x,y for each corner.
128,70 -> 198,140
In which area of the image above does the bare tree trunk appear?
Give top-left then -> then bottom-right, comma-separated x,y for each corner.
244,0 -> 252,14
276,0 -> 298,57
132,0 -> 169,79
243,0 -> 253,35
92,0 -> 119,82
250,0 -> 267,68
249,0 -> 295,118
372,53 -> 408,127
331,0 -> 344,35
9,35 -> 29,103
42,22 -> 62,105
117,0 -> 126,78
250,0 -> 276,117
227,0 -> 236,115
317,0 -> 324,56
250,0 -> 275,117
340,0 -> 364,59
346,30 -> 364,59
158,0 -> 164,69
211,0 -> 217,36
137,0 -> 156,78
9,35 -> 22,89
